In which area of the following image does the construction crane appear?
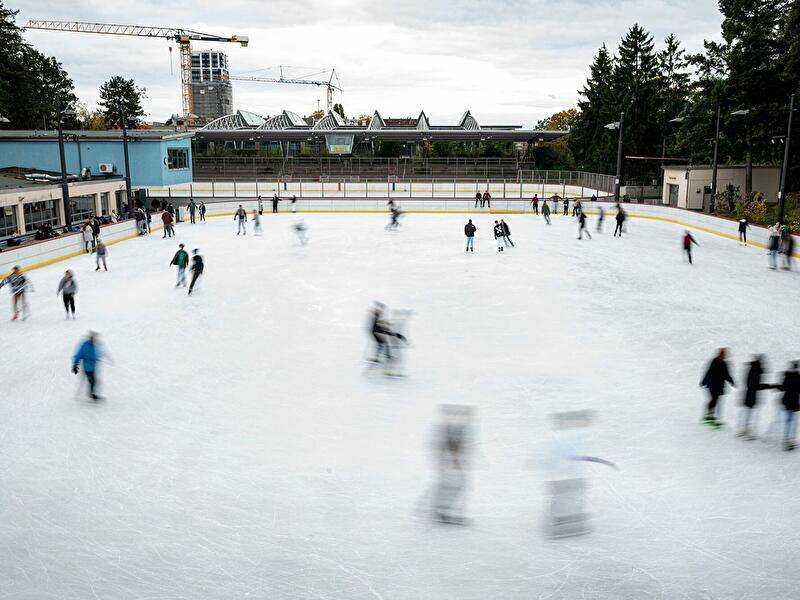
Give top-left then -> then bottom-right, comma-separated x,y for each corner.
25,20 -> 248,120
230,67 -> 342,112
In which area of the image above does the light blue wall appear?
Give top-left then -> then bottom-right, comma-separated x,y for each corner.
0,137 -> 193,187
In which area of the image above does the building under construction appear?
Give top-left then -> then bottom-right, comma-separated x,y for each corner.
191,50 -> 233,125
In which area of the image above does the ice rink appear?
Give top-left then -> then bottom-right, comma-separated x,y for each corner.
2,211 -> 799,599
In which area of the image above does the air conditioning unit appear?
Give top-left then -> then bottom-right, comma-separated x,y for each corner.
98,163 -> 115,174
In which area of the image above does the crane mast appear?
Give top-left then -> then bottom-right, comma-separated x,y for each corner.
25,20 -> 248,120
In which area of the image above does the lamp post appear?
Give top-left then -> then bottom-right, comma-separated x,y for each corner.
778,93 -> 795,225
118,104 -> 133,215
730,109 -> 752,196
57,107 -> 76,228
605,111 -> 625,202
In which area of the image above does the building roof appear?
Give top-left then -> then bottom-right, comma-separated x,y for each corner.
0,168 -> 123,193
0,130 -> 194,141
662,164 -> 780,170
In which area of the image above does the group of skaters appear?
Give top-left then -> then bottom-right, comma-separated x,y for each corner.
169,243 -> 205,294
463,218 -> 515,252
257,194 -> 298,214
80,216 -> 109,271
766,222 -> 795,270
701,348 -> 800,451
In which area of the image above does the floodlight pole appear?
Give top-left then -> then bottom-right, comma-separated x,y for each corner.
57,115 -> 72,228
613,111 -> 625,202
778,93 -> 794,225
709,103 -> 721,213
120,105 -> 133,214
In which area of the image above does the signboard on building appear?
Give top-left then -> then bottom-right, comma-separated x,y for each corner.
325,134 -> 354,155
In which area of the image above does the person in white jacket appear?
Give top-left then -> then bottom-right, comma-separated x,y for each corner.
82,222 -> 94,253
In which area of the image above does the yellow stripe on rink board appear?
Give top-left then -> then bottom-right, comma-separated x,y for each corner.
2,209 -> 795,278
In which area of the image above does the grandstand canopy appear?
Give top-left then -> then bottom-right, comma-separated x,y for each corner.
198,109 -> 566,144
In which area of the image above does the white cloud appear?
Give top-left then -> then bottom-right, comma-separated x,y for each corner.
12,0 -> 722,126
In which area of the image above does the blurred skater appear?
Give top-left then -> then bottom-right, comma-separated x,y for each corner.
683,230 -> 698,264
253,210 -> 263,235
613,206 -> 626,237
367,302 -> 407,367
464,219 -> 476,252
432,405 -> 473,525
71,331 -> 104,400
0,265 -> 31,321
768,223 -> 781,269
781,228 -> 794,270
738,218 -> 749,245
57,269 -> 77,319
542,200 -> 552,225
234,204 -> 248,235
170,243 -> 189,287
700,347 -> 735,427
577,212 -> 591,240
737,355 -> 773,440
257,196 -> 263,215
777,361 -> 800,451
501,219 -> 514,247
292,220 -> 308,245
493,220 -> 505,252
596,206 -> 605,232
95,239 -> 108,271
386,206 -> 401,230
188,249 -> 204,295
290,195 -> 298,213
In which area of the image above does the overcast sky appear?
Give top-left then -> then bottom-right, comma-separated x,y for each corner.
13,0 -> 722,127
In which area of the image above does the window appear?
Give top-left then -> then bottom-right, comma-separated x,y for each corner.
71,194 -> 96,223
167,147 -> 189,170
24,200 -> 59,231
100,192 -> 110,215
0,205 -> 18,238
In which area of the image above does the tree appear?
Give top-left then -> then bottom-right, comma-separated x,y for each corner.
534,109 -> 578,169
309,109 -> 324,122
536,108 -> 578,131
332,103 -> 345,119
658,34 -> 690,155
75,102 -> 106,130
98,76 -> 146,127
0,2 -> 77,129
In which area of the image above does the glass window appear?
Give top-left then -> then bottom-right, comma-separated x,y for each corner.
23,200 -> 59,231
167,148 -> 189,170
100,192 -> 110,215
71,194 -> 96,223
0,205 -> 18,238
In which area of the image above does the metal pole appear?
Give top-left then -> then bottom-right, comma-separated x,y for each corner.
120,109 -> 133,213
779,93 -> 795,224
613,110 -> 624,202
710,103 -> 721,213
57,118 -> 72,228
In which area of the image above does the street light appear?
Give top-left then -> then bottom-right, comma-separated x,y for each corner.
730,108 -> 752,196
605,111 -> 625,202
778,93 -> 795,224
57,107 -> 76,229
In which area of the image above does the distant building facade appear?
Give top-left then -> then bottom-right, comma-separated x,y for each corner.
191,50 -> 233,125
661,165 -> 780,210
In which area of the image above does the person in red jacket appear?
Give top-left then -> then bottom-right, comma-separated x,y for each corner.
683,230 -> 698,264
161,210 -> 175,238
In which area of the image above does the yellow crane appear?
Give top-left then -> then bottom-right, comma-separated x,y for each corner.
25,20 -> 248,120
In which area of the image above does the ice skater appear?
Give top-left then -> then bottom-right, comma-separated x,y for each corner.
57,269 -> 77,319
1,266 -> 31,321
737,355 -> 773,440
777,361 -> 800,451
188,198 -> 197,224
613,206 -> 626,237
272,194 -> 280,213
257,196 -> 263,215
542,200 -> 551,225
683,230 -> 698,264
563,198 -> 569,216
292,220 -> 308,245
475,192 -> 482,208
464,219 -> 476,252
500,219 -> 514,247
367,302 -> 407,368
188,249 -> 204,295
71,331 -> 104,401
95,239 -> 108,271
161,210 -> 175,238
531,194 -> 539,214
432,405 -> 473,525
700,347 -> 735,427
493,220 -> 505,252
738,218 -> 749,245
199,201 -> 206,222
170,243 -> 189,287
290,195 -> 298,213
82,221 -> 94,252
482,190 -> 491,208
768,223 -> 781,269
577,212 -> 592,240
253,210 -> 263,235
234,204 -> 248,235
781,228 -> 795,270
386,206 -> 401,230
596,206 -> 605,232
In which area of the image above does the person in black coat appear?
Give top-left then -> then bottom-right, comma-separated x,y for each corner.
464,219 -> 476,252
475,192 -> 482,208
500,219 -> 514,247
700,348 -> 735,424
578,212 -> 592,240
738,355 -> 773,439
613,207 -> 626,237
778,361 -> 800,450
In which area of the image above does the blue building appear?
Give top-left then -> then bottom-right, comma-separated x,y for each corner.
0,130 -> 194,188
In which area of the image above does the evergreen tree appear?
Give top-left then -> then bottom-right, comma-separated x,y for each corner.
332,103 -> 345,119
568,44 -> 617,174
658,34 -> 690,156
98,76 -> 146,127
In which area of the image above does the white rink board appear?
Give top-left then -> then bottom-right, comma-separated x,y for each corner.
2,213 -> 799,599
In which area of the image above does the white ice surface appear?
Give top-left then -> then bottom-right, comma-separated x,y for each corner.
1,212 -> 799,600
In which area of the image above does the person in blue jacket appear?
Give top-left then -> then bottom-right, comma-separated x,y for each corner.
72,332 -> 103,400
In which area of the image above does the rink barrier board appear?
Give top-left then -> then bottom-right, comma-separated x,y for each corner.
2,205 -> 797,278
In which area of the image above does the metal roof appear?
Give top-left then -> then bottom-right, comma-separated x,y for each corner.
0,130 -> 194,141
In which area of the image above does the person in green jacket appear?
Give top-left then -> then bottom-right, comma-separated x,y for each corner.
170,243 -> 189,287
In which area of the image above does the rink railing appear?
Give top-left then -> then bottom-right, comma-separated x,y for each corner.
146,180 -> 607,201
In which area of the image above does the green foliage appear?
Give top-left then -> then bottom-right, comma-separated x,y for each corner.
98,76 -> 146,128
0,2 -> 77,128
332,103 -> 345,119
